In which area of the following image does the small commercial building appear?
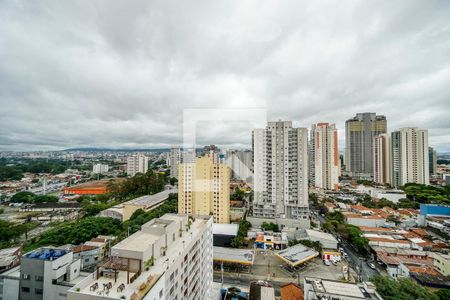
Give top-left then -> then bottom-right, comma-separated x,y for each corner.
213,247 -> 254,270
304,277 -> 382,300
275,244 -> 319,267
304,230 -> 338,250
212,223 -> 239,247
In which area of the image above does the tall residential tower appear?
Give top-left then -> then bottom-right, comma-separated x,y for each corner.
309,123 -> 339,190
252,121 -> 309,227
345,113 -> 387,179
392,128 -> 429,187
373,133 -> 392,185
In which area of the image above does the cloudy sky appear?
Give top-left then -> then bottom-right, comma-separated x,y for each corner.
1,1 -> 450,152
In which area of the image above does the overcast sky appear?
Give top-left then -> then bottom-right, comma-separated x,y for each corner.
1,1 -> 450,152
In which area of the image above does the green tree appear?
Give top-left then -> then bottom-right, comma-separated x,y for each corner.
261,222 -> 279,232
372,275 -> 438,300
435,289 -> 450,300
10,191 -> 36,203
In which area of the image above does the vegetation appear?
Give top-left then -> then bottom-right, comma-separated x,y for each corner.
323,211 -> 369,255
261,221 -> 279,232
359,196 -> 396,209
230,220 -> 252,248
372,275 -> 439,300
23,194 -> 178,251
107,170 -> 168,201
231,189 -> 246,201
0,220 -> 38,248
82,203 -> 113,217
26,217 -> 121,250
288,239 -> 322,252
402,183 -> 450,205
10,192 -> 58,204
0,158 -> 90,181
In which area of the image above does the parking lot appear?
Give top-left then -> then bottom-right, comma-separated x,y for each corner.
251,249 -> 347,282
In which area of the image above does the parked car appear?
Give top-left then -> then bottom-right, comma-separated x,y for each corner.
332,260 -> 338,266
367,262 -> 376,270
323,260 -> 331,266
342,252 -> 348,259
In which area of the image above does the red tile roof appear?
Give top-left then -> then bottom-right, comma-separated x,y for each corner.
281,282 -> 304,300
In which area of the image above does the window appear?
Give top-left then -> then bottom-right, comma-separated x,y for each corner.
159,289 -> 164,298
35,288 -> 43,295
21,287 -> 30,293
35,275 -> 43,282
21,274 -> 30,280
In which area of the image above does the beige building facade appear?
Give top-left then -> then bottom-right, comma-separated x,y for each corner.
178,154 -> 230,223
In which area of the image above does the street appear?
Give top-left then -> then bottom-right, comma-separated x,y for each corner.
313,207 -> 380,281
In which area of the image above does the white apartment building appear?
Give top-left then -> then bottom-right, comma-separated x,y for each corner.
373,133 -> 392,185
67,214 -> 213,300
0,247 -> 89,300
225,149 -> 253,181
92,164 -> 109,174
309,123 -> 339,190
252,121 -> 309,228
169,146 -> 182,180
392,128 -> 429,187
126,155 -> 149,177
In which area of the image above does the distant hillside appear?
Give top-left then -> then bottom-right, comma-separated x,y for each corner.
63,147 -> 172,152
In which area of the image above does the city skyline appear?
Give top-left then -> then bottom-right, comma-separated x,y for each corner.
0,1 -> 449,152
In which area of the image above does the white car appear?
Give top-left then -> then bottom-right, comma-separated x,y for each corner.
323,260 -> 331,266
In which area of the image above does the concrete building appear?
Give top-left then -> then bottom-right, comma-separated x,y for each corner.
432,253 -> 450,276
169,146 -> 182,180
92,164 -> 109,174
429,147 -> 437,176
178,155 -> 230,223
252,121 -> 309,227
67,214 -> 214,300
16,247 -> 88,300
304,277 -> 382,300
225,149 -> 253,181
373,133 -> 392,185
99,188 -> 177,222
345,113 -> 387,179
71,246 -> 100,269
126,155 -> 149,177
392,128 -> 429,187
309,123 -> 339,190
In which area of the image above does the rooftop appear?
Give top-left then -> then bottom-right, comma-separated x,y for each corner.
212,223 -> 239,236
126,188 -> 177,206
305,229 -> 338,242
213,247 -> 254,265
25,248 -> 68,261
275,244 -> 318,267
305,277 -> 380,299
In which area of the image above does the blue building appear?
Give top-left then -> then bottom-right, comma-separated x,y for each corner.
420,204 -> 450,217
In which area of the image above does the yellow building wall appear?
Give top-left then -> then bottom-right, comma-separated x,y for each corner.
178,155 -> 230,223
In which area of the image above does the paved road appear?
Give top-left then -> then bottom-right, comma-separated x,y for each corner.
313,208 -> 379,281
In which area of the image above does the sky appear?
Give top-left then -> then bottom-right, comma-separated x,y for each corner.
1,1 -> 450,152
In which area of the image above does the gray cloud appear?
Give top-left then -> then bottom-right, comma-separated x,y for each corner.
0,0 -> 449,152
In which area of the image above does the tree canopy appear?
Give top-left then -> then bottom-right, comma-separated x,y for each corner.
372,275 -> 439,300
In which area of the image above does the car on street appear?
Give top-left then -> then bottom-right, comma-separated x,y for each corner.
367,262 -> 376,270
323,260 -> 331,266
